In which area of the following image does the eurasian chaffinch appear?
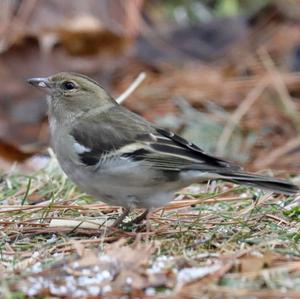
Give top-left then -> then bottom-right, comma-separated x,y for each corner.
27,72 -> 299,225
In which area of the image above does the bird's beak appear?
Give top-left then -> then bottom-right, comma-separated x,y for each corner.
27,77 -> 51,89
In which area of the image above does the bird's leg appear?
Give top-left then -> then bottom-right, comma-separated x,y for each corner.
111,209 -> 150,228
130,209 -> 149,224
131,209 -> 153,234
111,208 -> 130,227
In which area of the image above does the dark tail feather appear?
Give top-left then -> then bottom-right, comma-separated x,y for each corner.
220,171 -> 299,195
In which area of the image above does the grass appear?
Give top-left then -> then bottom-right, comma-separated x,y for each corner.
0,157 -> 300,298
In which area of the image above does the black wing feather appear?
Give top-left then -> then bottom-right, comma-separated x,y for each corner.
154,128 -> 240,170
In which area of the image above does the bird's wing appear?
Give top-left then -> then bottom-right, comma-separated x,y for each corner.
70,105 -> 240,173
70,105 -> 155,166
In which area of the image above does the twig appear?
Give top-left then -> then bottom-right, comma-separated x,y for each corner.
49,218 -> 114,229
116,72 -> 146,104
0,0 -> 37,53
157,196 -> 252,211
259,48 -> 300,134
0,204 -> 118,213
216,79 -> 268,156
265,214 -> 290,226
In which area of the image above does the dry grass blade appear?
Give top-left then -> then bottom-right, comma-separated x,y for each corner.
216,79 -> 268,156
116,72 -> 146,104
259,48 -> 300,134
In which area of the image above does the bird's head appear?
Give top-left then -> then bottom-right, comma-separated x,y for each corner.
27,72 -> 115,121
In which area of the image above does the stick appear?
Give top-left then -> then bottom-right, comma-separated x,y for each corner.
216,79 -> 267,156
259,48 -> 300,134
116,72 -> 146,104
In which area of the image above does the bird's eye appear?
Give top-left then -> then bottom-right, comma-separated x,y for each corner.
61,81 -> 76,90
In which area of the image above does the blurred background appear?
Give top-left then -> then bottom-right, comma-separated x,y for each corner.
0,0 -> 300,174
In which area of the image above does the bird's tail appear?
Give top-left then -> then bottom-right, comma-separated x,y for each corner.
218,171 -> 299,195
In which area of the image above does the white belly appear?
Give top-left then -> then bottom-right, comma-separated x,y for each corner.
58,153 -> 176,209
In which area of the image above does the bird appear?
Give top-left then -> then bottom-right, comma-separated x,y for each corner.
27,72 -> 299,226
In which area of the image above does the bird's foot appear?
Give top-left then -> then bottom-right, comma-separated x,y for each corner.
110,208 -> 130,227
128,209 -> 149,225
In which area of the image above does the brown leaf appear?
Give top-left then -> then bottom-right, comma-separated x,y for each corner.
240,256 -> 265,273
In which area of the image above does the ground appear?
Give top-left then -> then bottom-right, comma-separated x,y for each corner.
1,157 -> 300,299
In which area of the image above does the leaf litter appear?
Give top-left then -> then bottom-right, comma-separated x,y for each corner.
0,157 -> 299,298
